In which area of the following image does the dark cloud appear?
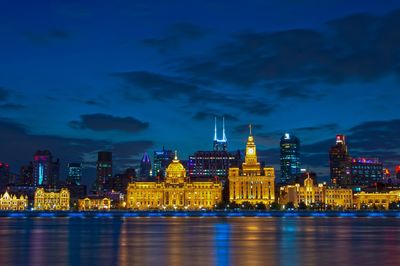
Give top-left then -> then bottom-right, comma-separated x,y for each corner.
0,87 -> 9,101
234,124 -> 263,134
0,118 -> 153,185
143,23 -> 209,53
23,29 -> 71,44
0,103 -> 26,110
69,113 -> 149,133
192,111 -> 238,122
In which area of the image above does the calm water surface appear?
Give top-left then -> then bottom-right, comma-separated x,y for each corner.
0,217 -> 399,266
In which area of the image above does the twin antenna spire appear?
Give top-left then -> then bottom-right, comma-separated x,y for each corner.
214,116 -> 227,142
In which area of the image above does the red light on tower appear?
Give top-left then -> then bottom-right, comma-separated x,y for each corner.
336,134 -> 345,144
396,165 -> 400,174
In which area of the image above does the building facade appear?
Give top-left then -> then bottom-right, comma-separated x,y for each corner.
324,188 -> 353,209
0,191 -> 28,210
354,191 -> 400,210
78,197 -> 111,210
96,151 -> 112,192
351,158 -> 383,187
228,127 -> 275,205
279,177 -> 324,207
67,163 -> 83,185
139,152 -> 152,179
126,153 -> 223,210
329,135 -> 351,186
153,147 -> 174,177
33,150 -> 60,188
34,188 -> 70,210
280,133 -> 301,184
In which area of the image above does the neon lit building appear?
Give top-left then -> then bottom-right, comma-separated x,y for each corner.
32,150 -> 60,188
279,133 -> 301,184
139,152 -> 152,180
228,125 -> 276,205
351,158 -> 383,186
67,162 -> 83,185
153,147 -> 174,177
96,151 -> 112,192
213,117 -> 228,151
126,152 -> 223,210
329,135 -> 351,186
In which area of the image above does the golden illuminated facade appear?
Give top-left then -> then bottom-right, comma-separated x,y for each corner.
34,188 -> 70,211
0,191 -> 28,210
279,177 -> 324,207
78,197 -> 111,210
228,126 -> 275,205
325,188 -> 353,209
354,191 -> 400,210
126,153 -> 223,210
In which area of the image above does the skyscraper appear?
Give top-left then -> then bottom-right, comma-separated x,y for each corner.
280,133 -> 301,184
153,147 -> 174,177
96,151 -> 112,192
32,150 -> 60,188
67,163 -> 83,185
139,152 -> 152,179
329,135 -> 351,186
213,117 -> 227,151
0,162 -> 10,189
351,158 -> 383,186
20,162 -> 34,186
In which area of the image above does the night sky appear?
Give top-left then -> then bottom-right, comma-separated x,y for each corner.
1,1 -> 400,185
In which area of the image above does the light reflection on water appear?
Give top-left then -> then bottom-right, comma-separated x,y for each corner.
0,217 -> 399,265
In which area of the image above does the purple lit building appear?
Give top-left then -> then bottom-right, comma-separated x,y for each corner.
33,150 -> 60,188
351,158 -> 383,187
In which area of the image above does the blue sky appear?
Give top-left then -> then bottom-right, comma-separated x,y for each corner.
1,0 -> 400,184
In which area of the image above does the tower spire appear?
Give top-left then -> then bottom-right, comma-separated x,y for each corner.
222,116 -> 227,141
249,124 -> 252,135
214,117 -> 217,141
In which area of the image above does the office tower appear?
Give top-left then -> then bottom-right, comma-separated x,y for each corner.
213,117 -> 227,151
32,150 -> 60,188
351,158 -> 383,186
20,163 -> 34,186
280,133 -> 301,184
67,163 -> 83,185
96,151 -> 112,192
0,162 -> 10,189
139,152 -> 152,179
153,147 -> 174,177
228,125 -> 275,205
329,135 -> 351,186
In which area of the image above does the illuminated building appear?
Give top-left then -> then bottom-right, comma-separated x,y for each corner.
0,162 -> 10,189
354,191 -> 400,210
67,163 -> 83,185
19,163 -> 34,186
34,188 -> 70,210
96,151 -> 112,192
0,191 -> 28,210
279,176 -> 324,207
279,133 -> 301,184
78,196 -> 111,210
213,117 -> 227,151
153,147 -> 174,177
126,152 -> 223,210
324,188 -> 353,209
32,150 -> 60,188
329,135 -> 351,186
351,158 -> 383,186
139,152 -> 152,180
396,166 -> 400,179
228,126 -> 275,205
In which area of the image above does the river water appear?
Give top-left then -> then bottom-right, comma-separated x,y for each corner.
0,217 -> 399,265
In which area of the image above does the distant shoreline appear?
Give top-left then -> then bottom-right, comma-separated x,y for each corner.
2,210 -> 400,218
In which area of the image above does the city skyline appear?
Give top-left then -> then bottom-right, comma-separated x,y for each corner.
2,1 -> 400,185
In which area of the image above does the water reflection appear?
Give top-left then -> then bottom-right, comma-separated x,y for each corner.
0,217 -> 399,265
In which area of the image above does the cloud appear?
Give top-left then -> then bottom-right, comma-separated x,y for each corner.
192,111 -> 238,122
69,113 -> 149,133
0,103 -> 26,110
143,23 -> 209,53
234,124 -> 263,134
0,118 -> 154,186
0,87 -> 9,101
23,29 -> 71,44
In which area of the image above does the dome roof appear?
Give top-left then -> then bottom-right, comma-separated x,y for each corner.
166,151 -> 186,178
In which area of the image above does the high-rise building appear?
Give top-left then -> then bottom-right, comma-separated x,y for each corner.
351,158 -> 383,186
32,150 -> 60,188
228,125 -> 276,205
67,163 -> 83,185
0,162 -> 10,189
96,151 -> 112,192
19,163 -> 34,186
139,152 -> 152,179
329,135 -> 351,186
280,133 -> 301,184
213,117 -> 227,151
153,147 -> 174,177
396,166 -> 400,179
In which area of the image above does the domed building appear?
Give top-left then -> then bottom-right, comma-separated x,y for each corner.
126,152 -> 223,210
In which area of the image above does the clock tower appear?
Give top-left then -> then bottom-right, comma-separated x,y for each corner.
243,124 -> 261,174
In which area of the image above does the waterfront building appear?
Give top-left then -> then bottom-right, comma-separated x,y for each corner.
96,151 -> 112,192
139,152 -> 152,179
351,158 -> 383,186
280,133 -> 301,184
32,150 -> 60,188
126,152 -> 223,210
329,135 -> 351,186
78,196 -> 111,210
228,126 -> 275,205
279,176 -> 324,207
34,188 -> 70,210
324,188 -> 353,209
67,163 -> 83,185
0,191 -> 28,210
153,147 -> 174,177
354,191 -> 400,210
